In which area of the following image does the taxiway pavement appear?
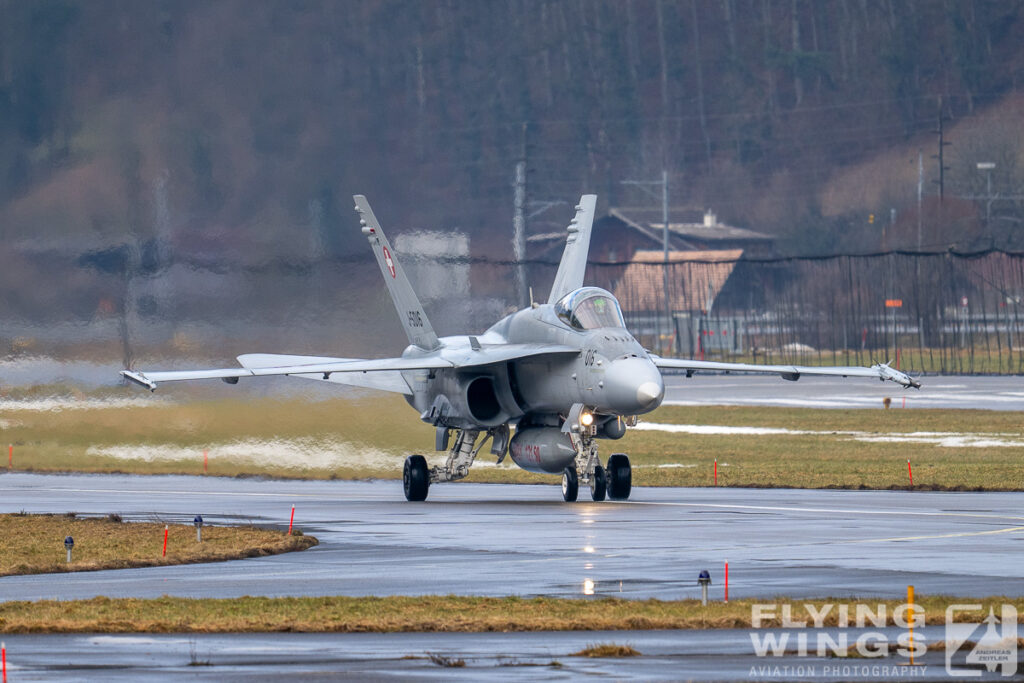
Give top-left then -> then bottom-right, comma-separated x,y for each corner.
2,473 -> 1022,602
1,626 -> 1000,682
663,373 -> 1024,410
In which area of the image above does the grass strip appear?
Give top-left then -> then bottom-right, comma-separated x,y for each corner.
2,394 -> 1023,490
0,514 -> 317,577
0,596 -> 1021,634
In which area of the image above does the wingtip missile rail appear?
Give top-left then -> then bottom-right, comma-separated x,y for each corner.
872,363 -> 921,389
121,370 -> 157,392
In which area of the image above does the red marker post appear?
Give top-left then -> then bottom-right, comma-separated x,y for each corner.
162,525 -> 169,557
2,640 -> 6,683
7,445 -> 11,470
724,560 -> 729,603
908,460 -> 913,487
288,504 -> 295,535
714,459 -> 718,486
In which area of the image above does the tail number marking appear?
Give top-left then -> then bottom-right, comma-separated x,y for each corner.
382,246 -> 396,278
407,311 -> 424,328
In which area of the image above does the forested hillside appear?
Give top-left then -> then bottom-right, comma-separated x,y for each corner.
2,0 -> 1023,264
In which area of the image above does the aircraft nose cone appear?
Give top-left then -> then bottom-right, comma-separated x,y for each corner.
637,381 -> 662,405
604,357 -> 664,414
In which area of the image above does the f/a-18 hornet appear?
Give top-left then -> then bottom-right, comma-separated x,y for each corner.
124,194 -> 920,502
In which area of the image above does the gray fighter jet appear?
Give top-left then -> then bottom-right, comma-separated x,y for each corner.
123,194 -> 920,502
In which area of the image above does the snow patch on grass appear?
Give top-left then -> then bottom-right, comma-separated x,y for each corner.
87,439 -> 509,471
0,398 -> 158,412
636,422 -> 1024,448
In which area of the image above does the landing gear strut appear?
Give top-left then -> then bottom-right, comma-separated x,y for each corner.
428,428 -> 482,485
402,427 -> 506,502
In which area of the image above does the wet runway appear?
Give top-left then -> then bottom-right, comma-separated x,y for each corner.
663,374 -> 1024,410
2,473 -> 1022,603
1,626 -> 1002,682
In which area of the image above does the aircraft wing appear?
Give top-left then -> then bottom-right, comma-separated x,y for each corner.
650,356 -> 921,389
121,344 -> 580,392
238,354 -> 413,395
122,356 -> 453,392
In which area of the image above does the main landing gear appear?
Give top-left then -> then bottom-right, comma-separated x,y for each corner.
402,423 -> 632,503
402,426 -> 509,502
403,454 -> 429,501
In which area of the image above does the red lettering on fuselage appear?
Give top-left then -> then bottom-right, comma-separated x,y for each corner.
510,442 -> 541,465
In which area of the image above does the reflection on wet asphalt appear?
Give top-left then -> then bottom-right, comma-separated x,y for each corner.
2,473 -> 1021,680
1,473 -> 1022,602
0,627 -> 1010,681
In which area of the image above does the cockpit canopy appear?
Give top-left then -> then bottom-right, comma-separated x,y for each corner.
554,287 -> 626,330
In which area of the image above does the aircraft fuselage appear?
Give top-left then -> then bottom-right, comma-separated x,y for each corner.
400,301 -> 665,433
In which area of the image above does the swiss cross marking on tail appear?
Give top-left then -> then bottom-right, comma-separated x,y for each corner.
382,246 -> 396,278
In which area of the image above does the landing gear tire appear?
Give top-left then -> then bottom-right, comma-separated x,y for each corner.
590,464 -> 607,502
606,453 -> 631,500
403,454 -> 430,502
561,466 -> 579,502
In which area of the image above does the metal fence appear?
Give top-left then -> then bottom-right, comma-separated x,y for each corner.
8,248 -> 1024,376
569,250 -> 1024,375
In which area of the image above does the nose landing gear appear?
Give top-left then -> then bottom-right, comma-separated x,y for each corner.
590,464 -> 607,501
606,453 -> 632,500
568,428 -> 630,502
562,467 -> 579,502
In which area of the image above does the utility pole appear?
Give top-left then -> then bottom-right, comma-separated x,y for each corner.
917,150 -> 923,250
916,150 -> 924,351
512,123 -> 528,309
661,170 -> 672,355
622,171 -> 674,355
931,97 -> 951,202
977,162 -> 995,231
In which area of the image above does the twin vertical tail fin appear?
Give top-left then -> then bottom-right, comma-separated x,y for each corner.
353,195 -> 441,351
547,195 -> 598,303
